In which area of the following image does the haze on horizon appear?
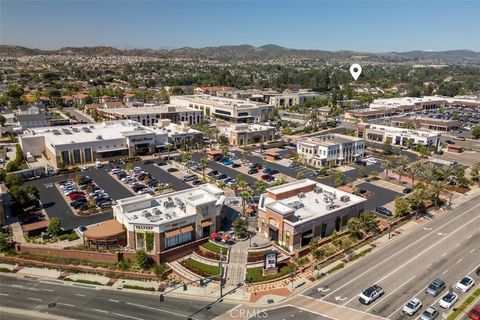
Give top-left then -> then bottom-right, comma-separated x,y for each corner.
1,0 -> 479,52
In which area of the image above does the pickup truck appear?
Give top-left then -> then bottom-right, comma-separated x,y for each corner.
358,284 -> 384,305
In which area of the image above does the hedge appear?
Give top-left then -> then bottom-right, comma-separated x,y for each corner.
181,258 -> 220,277
123,284 -> 155,291
447,288 -> 480,320
246,264 -> 294,283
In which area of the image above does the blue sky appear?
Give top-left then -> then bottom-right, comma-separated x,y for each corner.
1,0 -> 479,51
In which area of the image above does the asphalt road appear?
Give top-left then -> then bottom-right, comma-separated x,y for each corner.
249,306 -> 333,320
63,107 -> 93,123
138,163 -> 191,191
302,194 -> 480,319
0,275 -> 234,320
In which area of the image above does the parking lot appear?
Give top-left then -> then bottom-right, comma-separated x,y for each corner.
356,182 -> 403,213
28,176 -> 112,230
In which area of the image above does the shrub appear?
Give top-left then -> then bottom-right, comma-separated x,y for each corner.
123,285 -> 155,291
134,250 -> 152,270
326,263 -> 344,274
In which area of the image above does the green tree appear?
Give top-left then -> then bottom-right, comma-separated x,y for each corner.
394,196 -> 411,217
471,126 -> 480,139
5,174 -> 22,187
382,139 -> 394,155
358,166 -> 367,178
47,217 -> 62,236
296,172 -> 306,180
428,180 -> 447,208
232,217 -> 248,239
134,250 -> 152,270
334,170 -> 345,187
409,161 -> 424,186
0,115 -> 6,126
359,211 -> 379,234
382,158 -> 395,180
254,180 -> 267,194
200,158 -> 208,181
0,232 -> 13,252
347,217 -> 363,239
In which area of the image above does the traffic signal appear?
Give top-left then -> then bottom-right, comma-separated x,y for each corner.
160,294 -> 164,302
183,284 -> 187,291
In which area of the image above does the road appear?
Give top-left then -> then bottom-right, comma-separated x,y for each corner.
0,275 -> 234,320
302,193 -> 480,319
63,107 -> 93,123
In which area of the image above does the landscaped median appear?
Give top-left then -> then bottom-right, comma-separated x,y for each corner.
447,288 -> 480,320
201,241 -> 228,255
246,264 -> 294,283
180,258 -> 221,278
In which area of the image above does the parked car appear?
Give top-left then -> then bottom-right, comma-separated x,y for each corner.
167,167 -> 178,172
255,149 -> 264,154
208,170 -> 219,176
439,292 -> 458,309
181,175 -> 197,182
376,206 -> 393,217
192,180 -> 203,185
98,201 -> 113,208
248,168 -> 259,174
358,284 -> 384,305
434,149 -> 444,155
95,161 -> 103,168
70,198 -> 87,206
289,162 -> 298,168
263,168 -> 272,174
420,306 -> 439,320
425,278 -> 446,297
403,298 -> 422,316
216,173 -> 228,180
69,193 -> 86,201
356,160 -> 367,166
223,160 -> 233,166
455,276 -> 475,293
142,159 -> 154,164
477,266 -> 480,276
269,169 -> 279,174
77,226 -> 87,234
232,163 -> 241,168
467,305 -> 480,320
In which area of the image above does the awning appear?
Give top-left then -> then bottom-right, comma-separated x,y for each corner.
97,148 -> 128,153
165,229 -> 181,238
201,220 -> 212,227
135,143 -> 150,149
181,225 -> 194,233
302,232 -> 313,239
268,224 -> 278,231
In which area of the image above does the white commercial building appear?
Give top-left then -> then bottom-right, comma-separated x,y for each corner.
357,123 -> 441,148
369,97 -> 445,111
113,184 -> 225,252
98,105 -> 203,126
169,95 -> 274,123
269,92 -> 321,108
297,134 -> 365,167
217,123 -> 277,146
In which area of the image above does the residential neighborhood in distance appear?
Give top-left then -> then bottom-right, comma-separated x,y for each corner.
0,1 -> 480,320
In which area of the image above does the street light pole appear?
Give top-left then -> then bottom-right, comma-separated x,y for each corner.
219,251 -> 223,299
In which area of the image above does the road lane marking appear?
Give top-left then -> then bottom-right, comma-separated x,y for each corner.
330,211 -> 480,303
57,303 -> 75,307
442,269 -> 448,275
442,253 -> 447,257
470,248 -> 476,253
0,293 -> 9,296
455,243 -> 460,248
467,234 -> 473,238
364,275 -> 416,312
457,258 -> 463,264
109,299 -> 119,303
11,285 -> 23,288
42,289 -> 54,292
126,302 -> 196,319
74,293 -> 86,297
92,309 -> 108,313
26,297 -> 42,302
112,313 -> 144,320
322,200 -> 480,300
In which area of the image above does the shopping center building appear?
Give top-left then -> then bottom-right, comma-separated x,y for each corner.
257,179 -> 366,252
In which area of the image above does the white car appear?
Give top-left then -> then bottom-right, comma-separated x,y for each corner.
402,298 -> 422,316
439,292 -> 458,309
358,284 -> 384,305
80,165 -> 89,171
95,161 -> 103,168
366,158 -> 377,164
255,149 -> 264,154
455,276 -> 474,293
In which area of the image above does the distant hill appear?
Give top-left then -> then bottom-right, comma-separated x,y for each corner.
1,44 -> 479,63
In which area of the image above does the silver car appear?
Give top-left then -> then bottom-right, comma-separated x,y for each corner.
420,306 -> 439,320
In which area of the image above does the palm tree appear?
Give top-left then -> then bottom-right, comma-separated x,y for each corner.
165,144 -> 173,161
410,188 -> 427,219
254,180 -> 267,194
382,158 -> 395,180
470,161 -> 480,185
428,180 -> 447,209
421,162 -> 438,186
395,166 -> 408,184
409,161 -> 424,186
200,158 -> 208,181
438,164 -> 455,183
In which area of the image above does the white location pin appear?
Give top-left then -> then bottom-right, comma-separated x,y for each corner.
350,63 -> 362,81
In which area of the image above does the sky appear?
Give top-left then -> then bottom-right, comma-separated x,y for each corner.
1,0 -> 479,52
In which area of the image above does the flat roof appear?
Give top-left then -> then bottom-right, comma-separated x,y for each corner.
262,179 -> 366,226
171,95 -> 272,109
366,124 -> 440,137
299,134 -> 363,147
100,105 -> 198,116
115,184 -> 225,226
21,120 -> 157,146
219,123 -> 275,134
84,219 -> 125,240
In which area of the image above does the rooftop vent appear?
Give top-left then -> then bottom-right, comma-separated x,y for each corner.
340,195 -> 350,202
314,186 -> 323,194
96,135 -> 103,140
326,204 -> 336,211
298,192 -> 306,199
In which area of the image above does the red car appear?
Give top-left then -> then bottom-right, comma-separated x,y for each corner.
68,193 -> 85,201
261,174 -> 272,180
467,305 -> 480,320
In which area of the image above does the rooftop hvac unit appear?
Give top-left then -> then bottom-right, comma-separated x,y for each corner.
142,210 -> 152,218
298,192 -> 306,199
153,208 -> 162,215
326,204 -> 336,211
314,186 -> 323,194
340,195 -> 350,202
290,201 -> 304,209
96,135 -> 103,140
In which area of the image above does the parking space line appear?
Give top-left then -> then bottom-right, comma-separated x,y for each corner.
92,308 -> 108,313
57,303 -> 75,307
112,313 -> 144,320
26,297 -> 42,302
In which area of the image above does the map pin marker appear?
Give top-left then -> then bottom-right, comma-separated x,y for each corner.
350,63 -> 362,81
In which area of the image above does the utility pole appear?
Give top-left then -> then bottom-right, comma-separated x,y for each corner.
388,221 -> 392,239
